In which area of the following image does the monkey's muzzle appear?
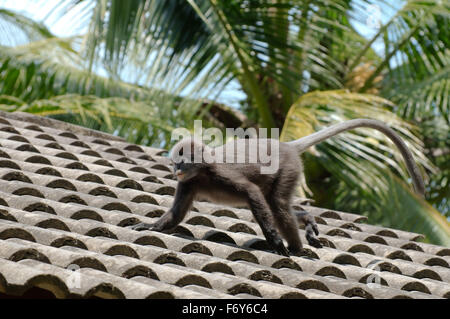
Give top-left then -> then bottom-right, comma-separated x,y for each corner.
175,170 -> 185,181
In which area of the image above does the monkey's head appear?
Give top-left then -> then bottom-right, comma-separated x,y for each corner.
169,137 -> 212,182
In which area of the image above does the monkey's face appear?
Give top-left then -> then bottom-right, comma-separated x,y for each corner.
173,159 -> 201,182
169,137 -> 207,182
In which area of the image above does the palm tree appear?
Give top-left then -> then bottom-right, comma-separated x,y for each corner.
0,0 -> 448,245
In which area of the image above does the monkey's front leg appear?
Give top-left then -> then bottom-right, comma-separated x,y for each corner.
130,182 -> 194,232
245,184 -> 290,257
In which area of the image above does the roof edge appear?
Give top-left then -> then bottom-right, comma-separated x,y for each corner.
0,111 -> 125,142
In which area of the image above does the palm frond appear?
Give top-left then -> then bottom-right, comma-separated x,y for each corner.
384,60 -> 450,123
280,89 -> 449,244
0,8 -> 53,46
0,39 -> 154,101
280,89 -> 434,194
57,0 -> 365,127
280,91 -> 433,180
351,0 -> 449,122
420,115 -> 450,217
0,38 -> 209,147
334,166 -> 450,246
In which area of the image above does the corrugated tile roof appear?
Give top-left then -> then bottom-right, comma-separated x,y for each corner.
0,111 -> 448,299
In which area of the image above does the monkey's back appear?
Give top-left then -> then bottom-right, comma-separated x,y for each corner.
212,138 -> 302,195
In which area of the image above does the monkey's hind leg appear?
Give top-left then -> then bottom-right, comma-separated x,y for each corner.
266,172 -> 322,253
295,211 -> 322,248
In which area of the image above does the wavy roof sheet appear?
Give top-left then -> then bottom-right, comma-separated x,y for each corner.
0,111 -> 448,299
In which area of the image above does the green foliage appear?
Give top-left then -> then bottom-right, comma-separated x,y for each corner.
0,8 -> 53,46
375,1 -> 450,122
281,90 -> 433,182
280,90 -> 449,244
335,169 -> 450,246
0,29 -> 207,148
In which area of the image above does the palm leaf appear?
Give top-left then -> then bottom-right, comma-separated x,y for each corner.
56,0 -> 366,127
280,89 -> 449,244
0,39 -> 155,101
350,0 -> 449,123
0,6 -> 238,146
281,90 -> 433,180
334,165 -> 450,246
384,61 -> 450,123
0,8 -> 53,46
0,37 -> 208,146
382,174 -> 450,246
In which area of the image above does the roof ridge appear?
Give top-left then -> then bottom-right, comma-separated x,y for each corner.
0,111 -> 125,142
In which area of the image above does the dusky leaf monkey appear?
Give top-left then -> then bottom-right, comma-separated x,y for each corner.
131,119 -> 424,256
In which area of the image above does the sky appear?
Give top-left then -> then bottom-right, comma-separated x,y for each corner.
0,0 -> 403,108
0,0 -> 90,38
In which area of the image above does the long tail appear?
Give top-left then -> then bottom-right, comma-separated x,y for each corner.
286,119 -> 425,196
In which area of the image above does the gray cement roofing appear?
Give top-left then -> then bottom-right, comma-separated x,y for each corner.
0,111 -> 448,299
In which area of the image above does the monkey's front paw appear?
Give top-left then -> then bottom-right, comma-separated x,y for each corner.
271,239 -> 290,257
129,222 -> 156,231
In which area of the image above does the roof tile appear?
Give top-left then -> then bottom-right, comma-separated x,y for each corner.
0,111 -> 448,299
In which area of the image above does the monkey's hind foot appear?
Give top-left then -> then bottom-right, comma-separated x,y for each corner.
129,222 -> 156,231
295,210 -> 322,248
305,221 -> 322,248
306,231 -> 322,248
